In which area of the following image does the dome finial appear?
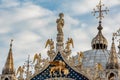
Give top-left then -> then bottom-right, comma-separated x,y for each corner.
92,0 -> 109,25
91,0 -> 109,50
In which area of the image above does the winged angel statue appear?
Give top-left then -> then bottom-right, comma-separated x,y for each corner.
65,38 -> 74,51
45,39 -> 55,59
33,53 -> 43,74
17,66 -> 25,80
45,39 -> 54,51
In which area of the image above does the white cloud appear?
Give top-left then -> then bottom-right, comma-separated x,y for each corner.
0,0 -> 20,8
61,0 -> 120,16
0,1 -> 56,73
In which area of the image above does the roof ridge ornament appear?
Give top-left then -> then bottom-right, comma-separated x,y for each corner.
10,39 -> 13,49
92,0 -> 109,23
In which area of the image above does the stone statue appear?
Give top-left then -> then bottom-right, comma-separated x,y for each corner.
25,71 -> 32,80
33,53 -> 43,74
45,39 -> 55,59
17,66 -> 25,80
95,63 -> 103,71
77,52 -> 84,68
77,52 -> 84,63
56,13 -> 64,33
65,38 -> 74,51
45,39 -> 54,51
94,63 -> 103,80
33,53 -> 41,64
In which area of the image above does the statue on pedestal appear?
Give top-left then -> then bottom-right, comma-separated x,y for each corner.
56,13 -> 64,34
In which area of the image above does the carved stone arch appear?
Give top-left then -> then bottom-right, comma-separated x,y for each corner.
107,71 -> 117,80
4,78 -> 9,80
3,76 -> 10,80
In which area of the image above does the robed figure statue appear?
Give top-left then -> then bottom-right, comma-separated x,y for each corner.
56,13 -> 64,33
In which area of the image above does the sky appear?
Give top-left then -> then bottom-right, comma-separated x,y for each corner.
0,0 -> 120,74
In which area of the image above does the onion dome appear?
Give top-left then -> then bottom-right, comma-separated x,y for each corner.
91,21 -> 108,49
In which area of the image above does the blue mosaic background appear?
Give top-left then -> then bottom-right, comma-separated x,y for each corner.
31,52 -> 89,80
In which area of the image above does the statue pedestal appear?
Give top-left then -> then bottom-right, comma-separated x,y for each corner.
56,33 -> 64,53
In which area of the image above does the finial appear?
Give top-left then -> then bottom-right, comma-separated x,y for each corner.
10,39 -> 13,48
92,0 -> 109,22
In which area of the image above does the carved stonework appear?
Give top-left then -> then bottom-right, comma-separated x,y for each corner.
33,53 -> 43,75
17,66 -> 25,80
45,39 -> 54,52
47,50 -> 55,60
63,49 -> 71,59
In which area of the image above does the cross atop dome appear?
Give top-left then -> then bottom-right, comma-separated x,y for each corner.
91,0 -> 109,50
92,0 -> 109,22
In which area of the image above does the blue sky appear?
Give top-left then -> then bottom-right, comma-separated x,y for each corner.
0,0 -> 120,74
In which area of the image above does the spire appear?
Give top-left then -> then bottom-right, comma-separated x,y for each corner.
106,36 -> 119,69
2,39 -> 15,75
24,55 -> 32,80
91,0 -> 109,49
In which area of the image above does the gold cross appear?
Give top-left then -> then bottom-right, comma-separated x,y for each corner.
92,0 -> 109,21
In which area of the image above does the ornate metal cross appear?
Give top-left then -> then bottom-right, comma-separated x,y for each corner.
92,0 -> 109,21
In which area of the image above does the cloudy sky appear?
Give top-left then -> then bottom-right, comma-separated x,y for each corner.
0,0 -> 120,74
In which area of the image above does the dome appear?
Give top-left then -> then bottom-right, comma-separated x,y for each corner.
82,49 -> 110,68
91,22 -> 108,49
